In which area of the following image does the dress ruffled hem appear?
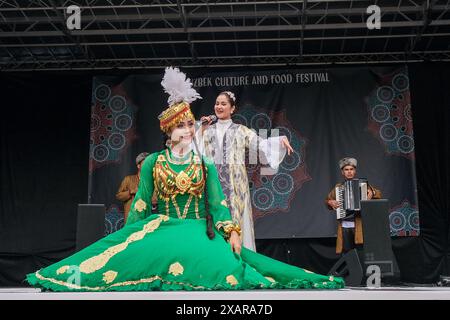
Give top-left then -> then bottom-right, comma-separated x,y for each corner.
26,271 -> 344,292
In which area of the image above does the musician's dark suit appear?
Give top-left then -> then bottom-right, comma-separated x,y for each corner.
325,183 -> 382,254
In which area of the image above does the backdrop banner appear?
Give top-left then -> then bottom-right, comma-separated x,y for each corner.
89,66 -> 419,239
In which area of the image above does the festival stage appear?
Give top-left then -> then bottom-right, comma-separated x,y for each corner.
1,286 -> 449,300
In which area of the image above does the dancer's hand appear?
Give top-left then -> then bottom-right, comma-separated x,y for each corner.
229,231 -> 242,254
281,137 -> 294,155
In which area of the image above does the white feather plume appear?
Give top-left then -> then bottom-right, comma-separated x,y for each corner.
161,67 -> 202,105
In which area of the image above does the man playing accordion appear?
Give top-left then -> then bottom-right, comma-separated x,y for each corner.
325,157 -> 382,255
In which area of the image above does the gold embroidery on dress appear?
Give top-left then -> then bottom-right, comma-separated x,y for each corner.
109,276 -> 206,290
110,275 -> 161,288
265,276 -> 276,283
34,271 -> 206,291
183,195 -> 193,218
165,200 -> 169,216
172,196 -> 181,218
56,266 -> 69,275
103,271 -> 118,284
175,170 -> 191,193
134,199 -> 147,212
153,151 -> 205,203
215,220 -> 234,230
35,271 -> 103,291
194,196 -> 199,219
79,215 -> 169,274
168,262 -> 184,276
172,194 -> 193,219
226,275 -> 238,286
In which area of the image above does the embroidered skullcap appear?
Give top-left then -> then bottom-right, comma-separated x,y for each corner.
158,67 -> 201,133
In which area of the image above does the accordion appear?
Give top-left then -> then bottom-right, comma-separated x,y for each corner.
335,178 -> 368,220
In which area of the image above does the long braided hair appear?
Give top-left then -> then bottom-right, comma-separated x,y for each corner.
192,138 -> 215,240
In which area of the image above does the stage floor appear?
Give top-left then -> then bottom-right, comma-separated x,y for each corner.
1,286 -> 449,300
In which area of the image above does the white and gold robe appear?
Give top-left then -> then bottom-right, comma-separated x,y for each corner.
196,119 -> 286,251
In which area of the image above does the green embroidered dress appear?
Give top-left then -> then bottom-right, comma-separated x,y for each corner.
26,149 -> 344,291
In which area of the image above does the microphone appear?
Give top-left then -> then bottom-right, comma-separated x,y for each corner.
201,115 -> 218,125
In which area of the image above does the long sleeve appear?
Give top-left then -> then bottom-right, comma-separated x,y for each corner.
241,125 -> 287,174
125,153 -> 157,225
116,176 -> 132,202
203,157 -> 238,235
325,185 -> 338,210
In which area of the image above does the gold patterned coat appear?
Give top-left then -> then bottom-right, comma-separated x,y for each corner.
116,174 -> 140,222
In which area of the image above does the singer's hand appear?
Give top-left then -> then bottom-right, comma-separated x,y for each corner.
200,116 -> 212,133
200,116 -> 213,126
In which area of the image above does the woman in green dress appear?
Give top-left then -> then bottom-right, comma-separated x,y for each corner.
26,67 -> 344,291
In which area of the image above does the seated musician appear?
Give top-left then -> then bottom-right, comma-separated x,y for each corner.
325,157 -> 382,255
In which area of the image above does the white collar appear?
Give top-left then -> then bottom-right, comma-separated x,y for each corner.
217,119 -> 232,126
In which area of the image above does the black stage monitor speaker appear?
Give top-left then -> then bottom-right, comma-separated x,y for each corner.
76,204 -> 105,252
328,249 -> 364,287
328,199 -> 400,287
360,199 -> 400,281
